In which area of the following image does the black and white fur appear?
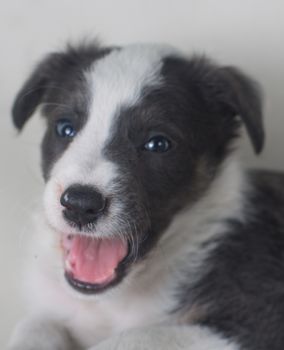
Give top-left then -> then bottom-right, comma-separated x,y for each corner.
8,41 -> 284,350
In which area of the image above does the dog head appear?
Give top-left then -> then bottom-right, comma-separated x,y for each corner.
12,42 -> 264,294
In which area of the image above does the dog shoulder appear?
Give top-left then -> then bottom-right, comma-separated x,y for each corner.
175,168 -> 284,349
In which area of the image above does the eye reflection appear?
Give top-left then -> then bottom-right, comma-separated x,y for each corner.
56,119 -> 76,138
144,136 -> 171,153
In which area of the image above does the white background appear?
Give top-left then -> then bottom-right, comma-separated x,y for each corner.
0,0 -> 283,347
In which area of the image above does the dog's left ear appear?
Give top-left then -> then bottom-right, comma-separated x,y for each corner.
213,66 -> 264,154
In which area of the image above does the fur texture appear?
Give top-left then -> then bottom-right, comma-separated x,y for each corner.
9,41 -> 283,350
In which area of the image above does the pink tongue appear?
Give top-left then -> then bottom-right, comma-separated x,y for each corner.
65,236 -> 128,285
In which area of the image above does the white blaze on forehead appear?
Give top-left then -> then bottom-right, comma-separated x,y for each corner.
85,43 -> 177,161
50,44 -> 177,189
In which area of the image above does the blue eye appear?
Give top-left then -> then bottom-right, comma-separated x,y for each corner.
144,136 -> 171,153
56,119 -> 76,138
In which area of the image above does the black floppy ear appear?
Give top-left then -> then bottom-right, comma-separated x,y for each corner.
12,54 -> 59,131
216,66 -> 264,154
12,41 -> 104,131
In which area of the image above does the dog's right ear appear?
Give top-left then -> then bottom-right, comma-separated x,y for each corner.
12,53 -> 61,131
12,41 -> 104,131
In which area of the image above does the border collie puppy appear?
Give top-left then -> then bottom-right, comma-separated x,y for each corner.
8,41 -> 284,350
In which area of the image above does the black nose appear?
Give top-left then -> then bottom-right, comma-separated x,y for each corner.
60,185 -> 106,227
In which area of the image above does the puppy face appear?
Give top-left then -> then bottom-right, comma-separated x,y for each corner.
12,42 -> 263,294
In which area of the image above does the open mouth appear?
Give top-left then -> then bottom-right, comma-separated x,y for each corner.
61,234 -> 129,294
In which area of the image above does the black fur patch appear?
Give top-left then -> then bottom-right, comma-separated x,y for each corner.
176,170 -> 284,350
12,42 -> 113,178
101,55 -> 264,262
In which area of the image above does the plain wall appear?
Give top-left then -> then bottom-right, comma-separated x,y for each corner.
0,0 -> 283,346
